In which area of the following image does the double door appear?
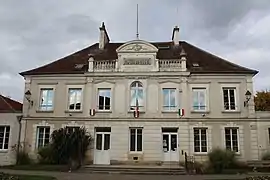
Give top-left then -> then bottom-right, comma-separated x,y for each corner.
94,132 -> 110,165
162,132 -> 178,162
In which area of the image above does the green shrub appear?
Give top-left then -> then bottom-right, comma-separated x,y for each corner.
207,148 -> 236,173
38,127 -> 93,169
37,146 -> 55,164
261,151 -> 270,160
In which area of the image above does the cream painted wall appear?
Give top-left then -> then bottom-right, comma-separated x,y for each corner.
0,113 -> 20,165
22,72 -> 255,120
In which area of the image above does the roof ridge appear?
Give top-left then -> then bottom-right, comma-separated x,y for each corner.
184,41 -> 258,75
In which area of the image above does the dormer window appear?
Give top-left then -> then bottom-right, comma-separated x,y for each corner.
192,63 -> 199,67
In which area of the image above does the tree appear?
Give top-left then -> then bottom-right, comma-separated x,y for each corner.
255,90 -> 270,111
38,127 -> 92,169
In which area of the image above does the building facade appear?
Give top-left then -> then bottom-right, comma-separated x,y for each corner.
20,23 -> 263,165
0,94 -> 22,165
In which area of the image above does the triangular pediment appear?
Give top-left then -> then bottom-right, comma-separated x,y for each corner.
116,40 -> 158,53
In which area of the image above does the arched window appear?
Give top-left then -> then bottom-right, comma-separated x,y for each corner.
130,81 -> 143,110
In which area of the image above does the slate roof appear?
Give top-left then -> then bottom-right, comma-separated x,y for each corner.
19,41 -> 258,76
0,94 -> 22,113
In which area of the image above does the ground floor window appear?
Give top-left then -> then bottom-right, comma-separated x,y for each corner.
36,126 -> 50,148
193,128 -> 207,153
0,126 -> 10,150
66,126 -> 80,133
130,128 -> 142,152
225,127 -> 239,152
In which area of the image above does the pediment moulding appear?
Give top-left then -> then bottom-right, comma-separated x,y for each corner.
116,40 -> 159,53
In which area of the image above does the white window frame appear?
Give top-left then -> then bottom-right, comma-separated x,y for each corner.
193,128 -> 208,153
222,87 -> 237,111
67,86 -> 83,111
128,80 -> 146,112
38,88 -> 54,111
129,128 -> 143,152
0,126 -> 10,150
162,88 -> 177,111
192,88 -> 207,111
190,84 -> 209,112
224,127 -> 240,153
97,88 -> 112,111
36,126 -> 50,148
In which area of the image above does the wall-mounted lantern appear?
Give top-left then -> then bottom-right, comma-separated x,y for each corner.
25,90 -> 33,106
244,90 -> 252,107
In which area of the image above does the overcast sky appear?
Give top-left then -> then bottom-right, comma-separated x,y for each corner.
1,0 -> 270,102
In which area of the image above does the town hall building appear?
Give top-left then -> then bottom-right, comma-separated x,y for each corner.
19,22 -> 264,165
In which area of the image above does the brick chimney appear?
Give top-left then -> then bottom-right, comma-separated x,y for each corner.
99,22 -> 110,50
172,25 -> 179,46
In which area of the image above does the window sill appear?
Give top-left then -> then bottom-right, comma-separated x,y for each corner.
193,152 -> 208,155
129,151 -> 143,154
190,110 -> 210,114
65,110 -> 83,113
162,110 -> 178,113
36,110 -> 54,113
222,110 -> 241,113
96,110 -> 112,113
0,150 -> 8,153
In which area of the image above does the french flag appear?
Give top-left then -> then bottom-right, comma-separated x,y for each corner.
134,99 -> 139,118
178,109 -> 184,117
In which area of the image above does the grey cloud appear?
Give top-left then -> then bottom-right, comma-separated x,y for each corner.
1,0 -> 270,101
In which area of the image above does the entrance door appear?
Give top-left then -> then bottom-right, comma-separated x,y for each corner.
94,131 -> 111,165
163,132 -> 178,162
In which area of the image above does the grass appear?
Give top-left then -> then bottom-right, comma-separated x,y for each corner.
0,164 -> 69,172
14,174 -> 56,180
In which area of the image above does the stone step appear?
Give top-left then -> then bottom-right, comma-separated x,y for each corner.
79,165 -> 186,175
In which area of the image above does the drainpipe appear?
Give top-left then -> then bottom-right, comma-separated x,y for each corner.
16,115 -> 23,165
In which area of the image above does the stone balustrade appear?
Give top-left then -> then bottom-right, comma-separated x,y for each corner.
158,59 -> 184,71
94,60 -> 116,72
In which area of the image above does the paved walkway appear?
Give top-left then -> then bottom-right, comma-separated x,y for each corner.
1,169 -> 269,180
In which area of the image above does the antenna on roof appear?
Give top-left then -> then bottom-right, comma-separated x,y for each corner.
136,4 -> 139,39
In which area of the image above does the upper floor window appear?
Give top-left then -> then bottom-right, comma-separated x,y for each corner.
192,88 -> 206,111
68,88 -> 82,111
39,88 -> 54,111
223,88 -> 236,110
162,88 -> 176,111
225,127 -> 239,152
130,81 -> 143,110
66,126 -> 80,133
98,89 -> 111,110
0,126 -> 10,150
36,126 -> 50,148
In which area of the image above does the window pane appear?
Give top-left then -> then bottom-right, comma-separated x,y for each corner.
192,90 -> 199,110
171,134 -> 177,151
104,134 -> 110,150
40,89 -> 54,111
98,89 -> 111,110
163,89 -> 170,108
137,133 -> 142,151
130,82 -> 144,108
130,131 -> 135,151
223,89 -> 229,110
96,134 -> 102,150
163,134 -> 169,152
68,88 -> 82,110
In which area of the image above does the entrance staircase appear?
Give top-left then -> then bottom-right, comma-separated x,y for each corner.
79,164 -> 186,175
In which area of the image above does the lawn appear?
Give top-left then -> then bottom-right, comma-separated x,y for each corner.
0,164 -> 69,172
1,174 -> 56,180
